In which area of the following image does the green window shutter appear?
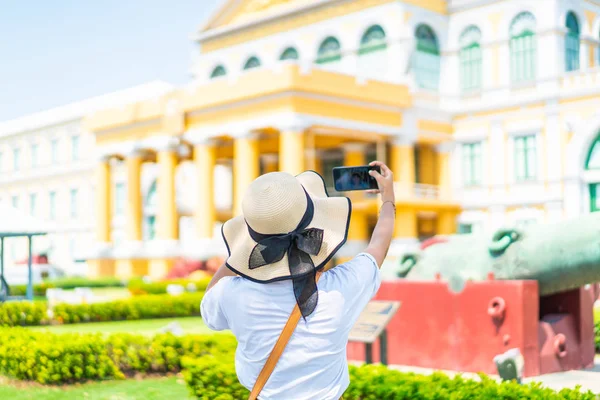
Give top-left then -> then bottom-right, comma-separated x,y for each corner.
509,12 -> 536,83
585,134 -> 600,169
280,47 -> 299,61
459,26 -> 482,92
414,24 -> 440,90
565,12 -> 580,72
591,184 -> 600,212
462,142 -> 482,186
316,37 -> 342,64
515,135 -> 537,181
243,57 -> 261,70
359,25 -> 387,55
210,65 -> 227,78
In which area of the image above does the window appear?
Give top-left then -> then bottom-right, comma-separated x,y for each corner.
280,47 -> 299,61
358,25 -> 387,79
586,134 -> 600,169
243,56 -> 261,70
49,191 -> 56,220
459,26 -> 482,92
462,142 -> 482,186
13,148 -> 20,171
514,135 -> 537,181
565,12 -> 580,72
11,195 -> 18,209
458,223 -> 473,234
359,25 -> 387,55
51,139 -> 59,164
510,12 -> 536,83
70,188 -> 78,218
145,215 -> 156,240
31,143 -> 39,168
413,25 -> 440,90
115,183 -> 126,215
71,135 -> 80,161
210,65 -> 226,78
29,193 -> 37,216
590,184 -> 600,212
316,37 -> 342,64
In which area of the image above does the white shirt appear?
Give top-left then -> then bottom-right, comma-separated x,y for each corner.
200,253 -> 381,400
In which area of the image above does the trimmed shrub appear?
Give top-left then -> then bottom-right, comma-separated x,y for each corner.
128,278 -> 211,296
0,292 -> 204,327
182,360 -> 598,400
0,300 -> 48,327
183,356 -> 249,400
10,277 -> 126,297
0,328 -> 236,385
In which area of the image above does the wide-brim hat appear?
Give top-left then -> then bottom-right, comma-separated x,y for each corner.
222,170 -> 351,283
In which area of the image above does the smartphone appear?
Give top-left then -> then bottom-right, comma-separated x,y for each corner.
333,165 -> 381,192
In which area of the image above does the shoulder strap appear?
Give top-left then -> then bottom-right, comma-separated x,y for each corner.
248,270 -> 323,400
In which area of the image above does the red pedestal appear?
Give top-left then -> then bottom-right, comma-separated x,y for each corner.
347,279 -> 596,377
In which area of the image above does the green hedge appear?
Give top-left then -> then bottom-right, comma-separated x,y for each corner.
182,360 -> 598,400
10,277 -> 126,297
0,292 -> 204,327
0,328 -> 236,385
128,278 -> 211,296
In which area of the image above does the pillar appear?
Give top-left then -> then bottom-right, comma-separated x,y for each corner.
126,153 -> 143,241
96,158 -> 112,243
437,212 -> 457,235
148,141 -> 179,279
234,134 -> 260,215
279,129 -> 305,175
305,131 -> 317,172
115,151 -> 147,278
338,143 -> 369,263
436,142 -> 453,199
157,148 -> 179,240
90,156 -> 115,277
390,138 -> 415,198
194,141 -> 216,239
261,154 -> 279,174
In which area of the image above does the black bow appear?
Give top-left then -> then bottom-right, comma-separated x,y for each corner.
246,189 -> 324,318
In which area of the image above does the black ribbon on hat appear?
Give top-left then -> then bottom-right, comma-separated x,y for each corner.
246,189 -> 324,318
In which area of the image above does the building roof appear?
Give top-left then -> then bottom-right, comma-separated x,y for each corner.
0,80 -> 174,138
0,204 -> 47,237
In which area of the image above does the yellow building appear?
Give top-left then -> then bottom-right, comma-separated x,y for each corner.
85,0 -> 460,278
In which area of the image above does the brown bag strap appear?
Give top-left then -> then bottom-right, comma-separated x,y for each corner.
248,271 -> 323,400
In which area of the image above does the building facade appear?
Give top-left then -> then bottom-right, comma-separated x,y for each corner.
0,82 -> 173,275
9,0 -> 600,279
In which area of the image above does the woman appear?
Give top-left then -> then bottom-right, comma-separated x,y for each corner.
201,161 -> 396,399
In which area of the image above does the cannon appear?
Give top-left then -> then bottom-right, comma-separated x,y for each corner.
347,213 -> 600,377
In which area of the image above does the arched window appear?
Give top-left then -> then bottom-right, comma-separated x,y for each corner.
358,25 -> 388,79
316,37 -> 342,64
565,12 -> 580,72
413,24 -> 440,90
459,25 -> 482,92
210,65 -> 226,79
359,25 -> 387,54
280,47 -> 299,61
243,56 -> 261,70
587,134 -> 600,212
509,12 -> 536,83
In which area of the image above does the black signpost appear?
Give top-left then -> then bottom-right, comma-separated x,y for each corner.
349,300 -> 401,365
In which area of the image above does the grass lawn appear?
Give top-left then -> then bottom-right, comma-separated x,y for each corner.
0,376 -> 192,400
28,317 -> 222,336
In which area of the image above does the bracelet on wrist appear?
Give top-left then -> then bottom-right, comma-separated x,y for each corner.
380,200 -> 396,215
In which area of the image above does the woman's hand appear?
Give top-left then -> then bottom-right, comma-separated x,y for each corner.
367,161 -> 395,204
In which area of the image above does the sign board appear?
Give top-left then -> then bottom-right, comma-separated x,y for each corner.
348,300 -> 401,343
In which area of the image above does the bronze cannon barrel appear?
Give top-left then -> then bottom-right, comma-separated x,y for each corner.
403,213 -> 600,296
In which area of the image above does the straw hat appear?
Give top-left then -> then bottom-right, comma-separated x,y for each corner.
222,170 -> 351,283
